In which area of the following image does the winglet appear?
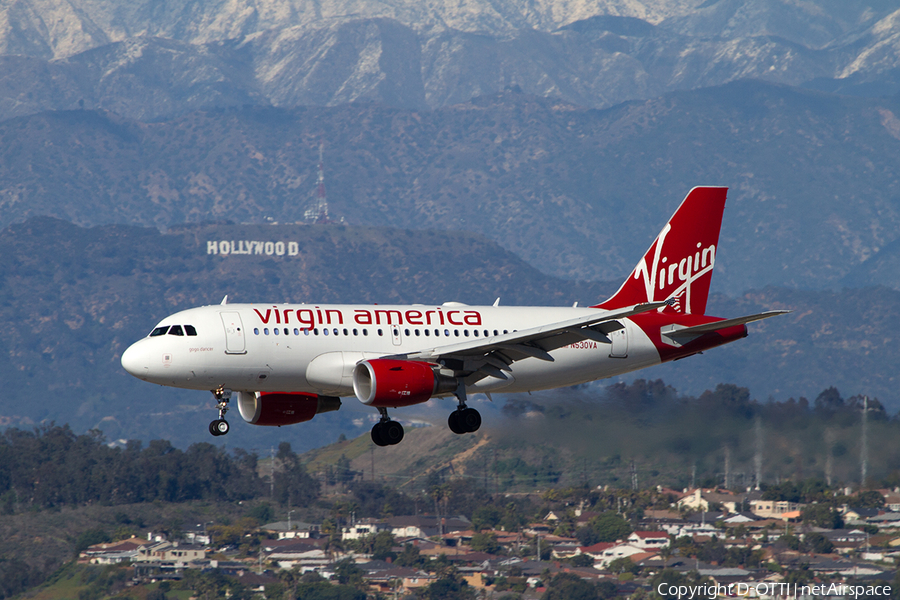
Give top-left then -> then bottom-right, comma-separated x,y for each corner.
220,295 -> 229,305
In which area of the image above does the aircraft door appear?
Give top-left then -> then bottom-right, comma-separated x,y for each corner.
609,322 -> 628,358
391,326 -> 402,346
220,311 -> 247,355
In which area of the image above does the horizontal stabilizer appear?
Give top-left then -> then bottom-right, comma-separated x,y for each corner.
666,310 -> 790,338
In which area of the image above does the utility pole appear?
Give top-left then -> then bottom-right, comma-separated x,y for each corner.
754,416 -> 764,490
724,446 -> 731,490
270,446 -> 275,498
861,396 -> 869,489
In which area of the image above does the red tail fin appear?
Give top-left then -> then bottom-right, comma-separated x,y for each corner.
595,187 -> 727,315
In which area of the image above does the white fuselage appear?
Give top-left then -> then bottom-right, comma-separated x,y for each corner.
121,303 -> 663,398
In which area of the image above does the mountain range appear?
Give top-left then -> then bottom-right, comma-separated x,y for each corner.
1,83 -> 900,294
1,1 -> 900,123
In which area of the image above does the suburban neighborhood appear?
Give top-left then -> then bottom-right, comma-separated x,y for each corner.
78,486 -> 900,598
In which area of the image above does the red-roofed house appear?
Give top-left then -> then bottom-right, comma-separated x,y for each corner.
578,542 -> 616,559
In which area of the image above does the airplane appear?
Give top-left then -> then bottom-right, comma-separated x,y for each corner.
121,187 -> 787,446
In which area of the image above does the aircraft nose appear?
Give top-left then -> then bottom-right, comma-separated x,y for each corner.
121,341 -> 150,378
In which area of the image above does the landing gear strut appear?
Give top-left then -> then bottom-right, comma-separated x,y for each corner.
448,382 -> 481,434
371,408 -> 404,447
209,386 -> 231,437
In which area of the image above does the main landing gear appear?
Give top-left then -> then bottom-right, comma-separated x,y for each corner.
448,382 -> 481,434
209,386 -> 231,437
371,408 -> 404,447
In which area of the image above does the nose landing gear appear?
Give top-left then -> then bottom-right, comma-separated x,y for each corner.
209,386 -> 231,437
448,382 -> 481,434
371,408 -> 404,447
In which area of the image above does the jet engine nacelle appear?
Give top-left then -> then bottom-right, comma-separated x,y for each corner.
237,391 -> 341,426
353,359 -> 457,407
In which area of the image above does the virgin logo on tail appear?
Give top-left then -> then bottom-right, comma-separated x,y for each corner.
632,223 -> 717,314
596,187 -> 727,315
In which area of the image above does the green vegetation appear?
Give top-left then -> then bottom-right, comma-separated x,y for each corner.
482,381 -> 900,490
3,380 -> 900,598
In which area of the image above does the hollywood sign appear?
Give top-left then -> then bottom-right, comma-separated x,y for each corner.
206,240 -> 300,257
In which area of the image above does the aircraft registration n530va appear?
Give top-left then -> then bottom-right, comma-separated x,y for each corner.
121,187 -> 787,446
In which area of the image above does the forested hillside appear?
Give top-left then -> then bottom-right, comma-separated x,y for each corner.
2,84 -> 900,294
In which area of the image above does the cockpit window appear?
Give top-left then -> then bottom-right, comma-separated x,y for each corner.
168,325 -> 184,336
150,326 -> 169,337
184,325 -> 197,336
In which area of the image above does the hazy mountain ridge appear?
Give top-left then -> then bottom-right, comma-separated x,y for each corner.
0,0 -> 708,61
1,3 -> 900,122
2,83 -> 900,293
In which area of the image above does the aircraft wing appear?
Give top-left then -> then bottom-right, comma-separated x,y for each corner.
387,301 -> 669,382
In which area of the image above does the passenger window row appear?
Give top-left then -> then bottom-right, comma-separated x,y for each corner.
150,325 -> 198,337
252,327 -> 510,338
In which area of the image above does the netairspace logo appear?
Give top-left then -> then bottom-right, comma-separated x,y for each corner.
656,582 -> 892,598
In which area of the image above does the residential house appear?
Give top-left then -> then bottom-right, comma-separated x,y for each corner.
79,537 -> 153,565
866,512 -> 900,529
880,490 -> 900,512
387,515 -> 471,538
362,565 -> 437,595
342,519 -> 390,540
261,539 -> 331,571
627,531 -> 670,549
586,542 -> 652,569
137,541 -> 206,564
750,499 -> 802,519
677,489 -> 746,513
261,520 -> 320,539
181,525 -> 212,546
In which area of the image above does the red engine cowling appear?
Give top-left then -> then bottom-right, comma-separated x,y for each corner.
353,359 -> 457,407
237,391 -> 341,426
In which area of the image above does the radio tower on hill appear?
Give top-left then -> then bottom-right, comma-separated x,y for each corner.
304,140 -> 330,223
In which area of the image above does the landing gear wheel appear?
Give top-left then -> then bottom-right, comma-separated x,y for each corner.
371,422 -> 389,447
448,411 -> 465,435
209,419 -> 229,437
460,408 -> 481,432
449,408 -> 481,434
209,387 -> 232,436
371,420 -> 404,446
382,420 -> 404,445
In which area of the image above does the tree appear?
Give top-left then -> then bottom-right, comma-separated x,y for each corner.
371,531 -> 397,562
801,504 -> 843,529
472,505 -> 503,531
416,576 -> 476,600
274,443 -> 320,506
397,543 -> 425,568
801,532 -> 834,554
577,512 -> 632,546
607,557 -> 640,575
853,491 -> 886,509
470,532 -> 502,554
541,572 -> 600,600
570,553 -> 594,567
334,558 -> 364,589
